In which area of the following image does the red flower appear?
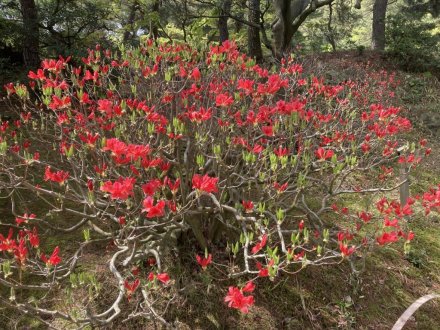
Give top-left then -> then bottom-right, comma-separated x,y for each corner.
102,138 -> 127,157
164,177 -> 180,194
0,228 -> 16,252
101,177 -> 136,200
242,200 -> 254,213
142,197 -> 166,218
124,278 -> 140,301
358,211 -> 372,223
273,182 -> 288,193
237,79 -> 254,94
242,281 -> 255,293
148,272 -> 170,284
14,238 -> 28,266
142,179 -> 162,196
251,234 -> 268,254
315,147 -> 334,160
87,179 -> 94,191
224,283 -> 255,313
157,273 -> 170,284
191,67 -> 201,81
384,217 -> 399,227
15,213 -> 36,225
44,166 -> 69,185
79,132 -> 100,147
192,174 -> 218,193
406,231 -> 415,241
28,227 -> 39,248
41,246 -> 61,267
216,93 -> 234,107
376,231 -> 399,245
196,254 -> 212,270
118,216 -> 126,225
338,242 -> 355,257
274,146 -> 288,157
262,125 -> 274,136
256,262 -> 269,277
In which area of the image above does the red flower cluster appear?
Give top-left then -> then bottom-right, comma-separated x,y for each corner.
224,281 -> 255,313
102,138 -> 151,163
142,197 -> 166,218
148,272 -> 170,284
192,174 -> 218,193
101,177 -> 136,200
44,166 -> 70,185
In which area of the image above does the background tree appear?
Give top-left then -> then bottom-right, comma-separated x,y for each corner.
218,0 -> 232,42
248,0 -> 263,60
19,0 -> 40,68
371,0 -> 388,51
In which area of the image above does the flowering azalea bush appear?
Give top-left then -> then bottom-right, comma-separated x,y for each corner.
0,39 -> 436,326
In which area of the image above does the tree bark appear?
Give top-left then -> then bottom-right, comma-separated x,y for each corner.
247,0 -> 263,61
123,1 -> 139,43
19,0 -> 40,69
235,0 -> 247,33
272,0 -> 334,58
326,3 -> 336,51
371,0 -> 388,51
218,0 -> 232,43
151,0 -> 160,40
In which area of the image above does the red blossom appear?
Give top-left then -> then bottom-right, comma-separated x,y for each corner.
242,200 -> 254,213
251,234 -> 268,254
14,238 -> 28,266
192,174 -> 218,193
256,261 -> 269,277
142,197 -> 166,218
148,272 -> 170,284
216,93 -> 234,107
224,284 -> 255,313
262,125 -> 274,136
191,67 -> 201,80
41,246 -> 61,267
164,177 -> 180,194
142,179 -> 162,196
338,242 -> 356,257
44,166 -> 69,185
124,279 -> 140,301
315,147 -> 334,160
376,231 -> 399,245
15,213 -> 36,225
101,177 -> 136,200
273,182 -> 288,193
196,254 -> 213,270
28,227 -> 39,248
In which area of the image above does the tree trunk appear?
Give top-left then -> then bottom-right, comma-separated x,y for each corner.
235,0 -> 247,33
123,1 -> 138,43
19,0 -> 40,69
247,0 -> 263,61
151,0 -> 160,40
327,3 -> 336,51
272,0 -> 309,58
272,0 -> 334,58
218,0 -> 232,43
371,0 -> 388,51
